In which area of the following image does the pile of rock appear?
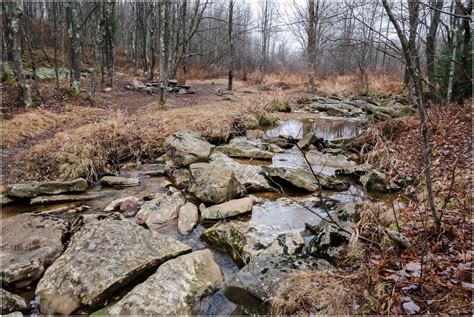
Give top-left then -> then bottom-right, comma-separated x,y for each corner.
303,95 -> 417,120
125,79 -> 195,95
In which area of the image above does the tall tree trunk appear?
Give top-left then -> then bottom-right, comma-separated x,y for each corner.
382,0 -> 441,228
7,0 -> 32,107
90,11 -> 101,99
22,14 -> 42,101
456,0 -> 472,103
307,0 -> 317,93
446,4 -> 460,103
65,1 -> 82,96
103,0 -> 115,87
52,1 -> 60,92
403,0 -> 420,89
227,0 -> 235,91
159,2 -> 170,104
426,0 -> 443,97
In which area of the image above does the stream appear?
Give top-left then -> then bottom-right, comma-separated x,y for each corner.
2,113 -> 404,315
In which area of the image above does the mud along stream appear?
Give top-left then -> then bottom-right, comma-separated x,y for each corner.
1,98 -> 409,315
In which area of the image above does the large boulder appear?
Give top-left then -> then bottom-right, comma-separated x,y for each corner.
360,169 -> 400,193
6,178 -> 87,198
178,202 -> 199,234
164,130 -> 215,167
335,162 -> 374,177
262,166 -> 350,192
200,197 -> 253,220
136,191 -> 186,229
307,203 -> 359,262
202,220 -> 304,265
210,152 -> 273,192
0,289 -> 28,314
307,220 -> 354,262
35,219 -> 190,315
189,162 -> 245,203
108,249 -> 223,315
1,214 -> 69,288
216,140 -> 273,160
224,254 -> 333,313
262,166 -> 318,192
306,150 -> 356,176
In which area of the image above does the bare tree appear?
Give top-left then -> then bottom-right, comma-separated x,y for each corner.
159,1 -> 170,104
5,0 -> 32,106
425,0 -> 444,97
227,0 -> 235,91
65,1 -> 82,95
382,0 -> 441,228
307,0 -> 318,93
102,0 -> 116,87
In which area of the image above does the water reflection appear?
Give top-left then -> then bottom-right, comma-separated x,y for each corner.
251,200 -> 324,230
266,117 -> 362,140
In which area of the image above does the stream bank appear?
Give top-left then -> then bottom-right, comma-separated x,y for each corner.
1,95 -> 413,315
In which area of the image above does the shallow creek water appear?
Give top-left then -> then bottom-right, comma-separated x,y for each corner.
2,114 -> 404,315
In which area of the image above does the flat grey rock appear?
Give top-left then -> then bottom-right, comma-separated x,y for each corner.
6,178 -> 88,198
35,219 -> 191,315
108,249 -> 223,315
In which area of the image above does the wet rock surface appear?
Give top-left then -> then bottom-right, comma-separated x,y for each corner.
361,169 -> 400,193
103,196 -> 142,213
306,150 -> 356,176
99,176 -> 140,187
1,213 -> 69,288
210,152 -> 273,192
6,178 -> 88,198
30,192 -> 105,205
200,197 -> 253,220
216,140 -> 274,160
178,202 -> 199,234
0,289 -> 28,314
263,166 -> 350,192
108,249 -> 223,315
224,254 -> 333,312
202,220 -> 304,265
35,219 -> 190,315
164,130 -> 215,167
336,162 -> 374,177
262,166 -> 319,192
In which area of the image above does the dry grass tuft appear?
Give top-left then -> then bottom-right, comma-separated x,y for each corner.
271,270 -> 359,315
318,73 -> 403,97
1,106 -> 109,147
8,97 -> 278,182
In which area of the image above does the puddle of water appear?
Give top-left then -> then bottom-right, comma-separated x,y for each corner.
266,117 -> 362,140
